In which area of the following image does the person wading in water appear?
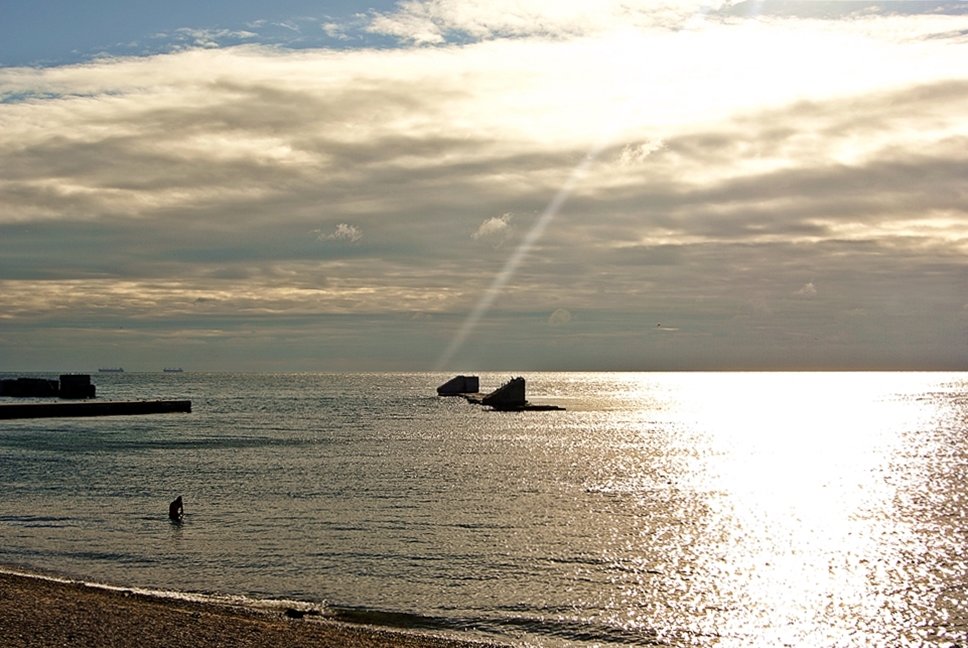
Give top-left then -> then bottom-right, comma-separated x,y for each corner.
169,495 -> 184,522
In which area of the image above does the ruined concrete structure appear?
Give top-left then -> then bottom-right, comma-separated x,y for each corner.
0,374 -> 95,399
481,377 -> 527,410
58,374 -> 96,399
436,375 -> 480,395
437,375 -> 564,411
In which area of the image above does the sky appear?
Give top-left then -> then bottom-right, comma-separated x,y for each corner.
1,1 -> 967,372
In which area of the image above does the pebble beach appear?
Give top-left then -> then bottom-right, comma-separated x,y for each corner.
0,571 -> 505,648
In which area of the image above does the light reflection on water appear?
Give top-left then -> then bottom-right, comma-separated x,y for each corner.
581,373 -> 967,646
1,371 -> 966,646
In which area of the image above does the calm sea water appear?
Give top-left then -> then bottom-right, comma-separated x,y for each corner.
1,371 -> 966,646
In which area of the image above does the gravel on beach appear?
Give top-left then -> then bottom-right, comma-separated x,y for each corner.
0,571 -> 506,648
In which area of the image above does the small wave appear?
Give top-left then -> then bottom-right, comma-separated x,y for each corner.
327,605 -> 463,631
0,514 -> 75,528
1,565 -> 664,645
0,433 -> 312,454
328,603 -> 662,645
0,565 -> 327,617
482,613 -> 661,645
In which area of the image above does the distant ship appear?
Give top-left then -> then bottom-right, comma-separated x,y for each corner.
163,368 -> 184,373
98,368 -> 124,373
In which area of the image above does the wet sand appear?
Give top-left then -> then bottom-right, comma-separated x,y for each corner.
0,571 -> 506,648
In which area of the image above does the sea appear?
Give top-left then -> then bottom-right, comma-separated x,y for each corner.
1,371 -> 966,647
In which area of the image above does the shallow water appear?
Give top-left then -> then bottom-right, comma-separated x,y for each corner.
1,372 -> 966,646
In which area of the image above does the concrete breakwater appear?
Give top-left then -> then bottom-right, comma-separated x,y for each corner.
0,400 -> 192,420
0,373 -> 191,419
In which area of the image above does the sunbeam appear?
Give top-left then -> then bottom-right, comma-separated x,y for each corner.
434,142 -> 608,370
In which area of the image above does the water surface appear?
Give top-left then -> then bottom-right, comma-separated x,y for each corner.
1,372 -> 966,645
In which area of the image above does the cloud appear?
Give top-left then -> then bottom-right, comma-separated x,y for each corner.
367,1 -> 729,44
366,1 -> 968,45
321,22 -> 349,40
548,308 -> 573,326
318,223 -> 363,243
618,140 -> 665,166
472,213 -> 513,242
796,282 -> 817,297
1,7 -> 967,370
169,28 -> 259,50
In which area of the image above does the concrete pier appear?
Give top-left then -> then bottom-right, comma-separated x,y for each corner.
0,400 -> 192,420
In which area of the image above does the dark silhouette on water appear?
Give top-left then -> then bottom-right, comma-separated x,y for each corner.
447,376 -> 566,411
436,375 -> 480,395
168,496 -> 183,522
0,374 -> 95,399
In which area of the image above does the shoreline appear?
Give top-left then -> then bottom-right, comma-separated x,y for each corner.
0,569 -> 509,648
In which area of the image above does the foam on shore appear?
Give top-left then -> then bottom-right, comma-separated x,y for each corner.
1,564 -> 323,615
0,566 -> 506,648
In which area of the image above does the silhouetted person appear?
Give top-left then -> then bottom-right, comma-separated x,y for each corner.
169,495 -> 183,521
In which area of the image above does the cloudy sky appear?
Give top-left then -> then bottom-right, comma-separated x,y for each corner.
1,1 -> 967,372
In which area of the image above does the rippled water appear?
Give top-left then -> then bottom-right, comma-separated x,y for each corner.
1,372 -> 966,646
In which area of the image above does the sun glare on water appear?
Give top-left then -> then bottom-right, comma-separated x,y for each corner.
594,372 -> 962,645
